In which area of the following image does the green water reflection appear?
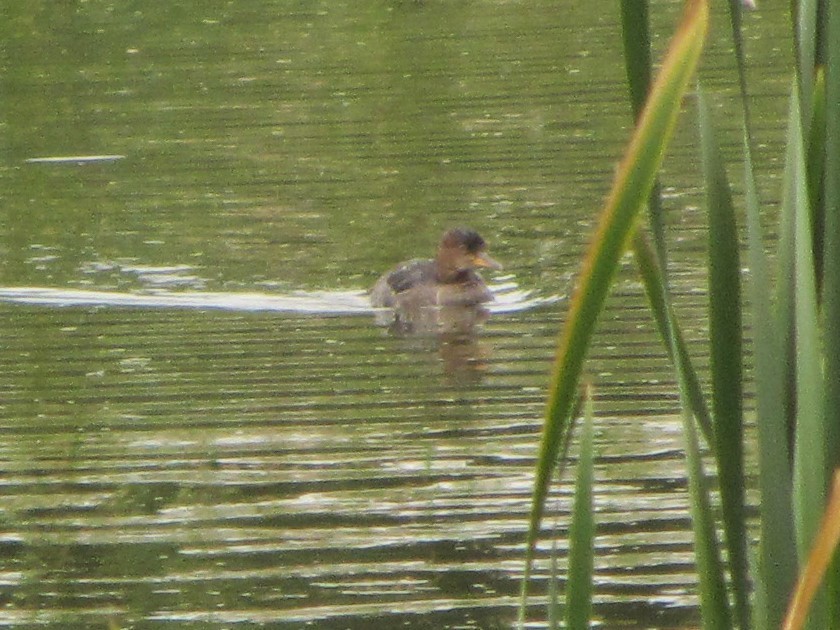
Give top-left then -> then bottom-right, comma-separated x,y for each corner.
2,0 -> 639,293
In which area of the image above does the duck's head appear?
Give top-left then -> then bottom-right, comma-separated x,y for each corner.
435,227 -> 502,280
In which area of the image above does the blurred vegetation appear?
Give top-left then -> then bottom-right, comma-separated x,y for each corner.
521,0 -> 840,628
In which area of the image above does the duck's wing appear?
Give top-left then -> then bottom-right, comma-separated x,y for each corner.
370,259 -> 436,308
385,259 -> 436,294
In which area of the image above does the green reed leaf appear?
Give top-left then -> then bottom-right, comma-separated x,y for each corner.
680,379 -> 732,629
697,87 -> 751,630
632,232 -> 713,444
822,1 -> 840,621
824,0 -> 840,470
788,83 -> 826,560
519,0 -> 709,622
784,471 -> 840,630
620,1 -> 669,287
547,534 -> 561,630
620,0 -> 651,121
743,110 -> 798,630
622,0 -> 713,455
806,69 -> 825,279
565,385 -> 595,630
726,3 -> 798,625
725,0 -> 754,132
796,0 -> 818,121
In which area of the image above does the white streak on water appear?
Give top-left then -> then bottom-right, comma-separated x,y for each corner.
0,285 -> 560,315
25,155 -> 126,164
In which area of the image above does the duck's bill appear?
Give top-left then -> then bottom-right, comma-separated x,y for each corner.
472,252 -> 503,270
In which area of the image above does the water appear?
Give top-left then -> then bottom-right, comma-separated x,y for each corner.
0,1 -> 791,628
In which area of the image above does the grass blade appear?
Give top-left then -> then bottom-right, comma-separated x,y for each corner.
783,470 -> 840,630
726,0 -> 754,132
822,0 -> 840,620
743,116 -> 798,630
789,83 -> 826,558
547,535 -> 562,629
632,232 -> 714,445
547,396 -> 586,629
564,385 -> 596,630
620,1 -> 670,288
795,0 -> 818,119
519,3 -> 709,621
697,86 -> 750,630
620,0 -> 652,120
621,2 -> 714,452
637,228 -> 732,630
787,80 -> 828,630
680,385 -> 733,629
823,0 -> 840,478
727,1 -> 798,623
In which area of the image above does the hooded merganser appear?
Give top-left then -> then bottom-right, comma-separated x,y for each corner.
370,227 -> 502,330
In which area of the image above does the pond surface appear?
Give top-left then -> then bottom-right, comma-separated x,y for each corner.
1,2 -> 791,628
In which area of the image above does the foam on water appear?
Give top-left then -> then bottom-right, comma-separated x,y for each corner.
0,283 -> 560,315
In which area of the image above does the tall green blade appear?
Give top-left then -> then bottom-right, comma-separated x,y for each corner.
518,1 -> 709,621
565,386 -> 595,630
788,82 -> 827,630
680,387 -> 733,629
790,84 -> 826,556
620,1 -> 669,287
823,0 -> 840,482
806,70 -> 826,282
635,228 -> 731,629
796,0 -> 818,120
726,0 -> 749,113
547,535 -> 562,630
620,0 -> 651,120
822,0 -> 840,623
775,85 -> 799,474
633,232 -> 714,445
727,3 -> 798,625
744,119 -> 797,630
697,87 -> 750,630
622,2 -> 714,449
784,472 -> 840,630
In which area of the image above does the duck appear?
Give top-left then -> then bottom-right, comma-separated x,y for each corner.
370,227 -> 502,331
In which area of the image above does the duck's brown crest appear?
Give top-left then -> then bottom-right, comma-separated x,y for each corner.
441,227 -> 486,253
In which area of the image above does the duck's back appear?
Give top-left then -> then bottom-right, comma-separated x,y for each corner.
371,258 -> 494,310
370,258 -> 436,307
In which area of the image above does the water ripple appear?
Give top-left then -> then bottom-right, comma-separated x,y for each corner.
0,285 -> 559,315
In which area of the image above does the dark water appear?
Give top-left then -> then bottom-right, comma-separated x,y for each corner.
1,1 -> 791,628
